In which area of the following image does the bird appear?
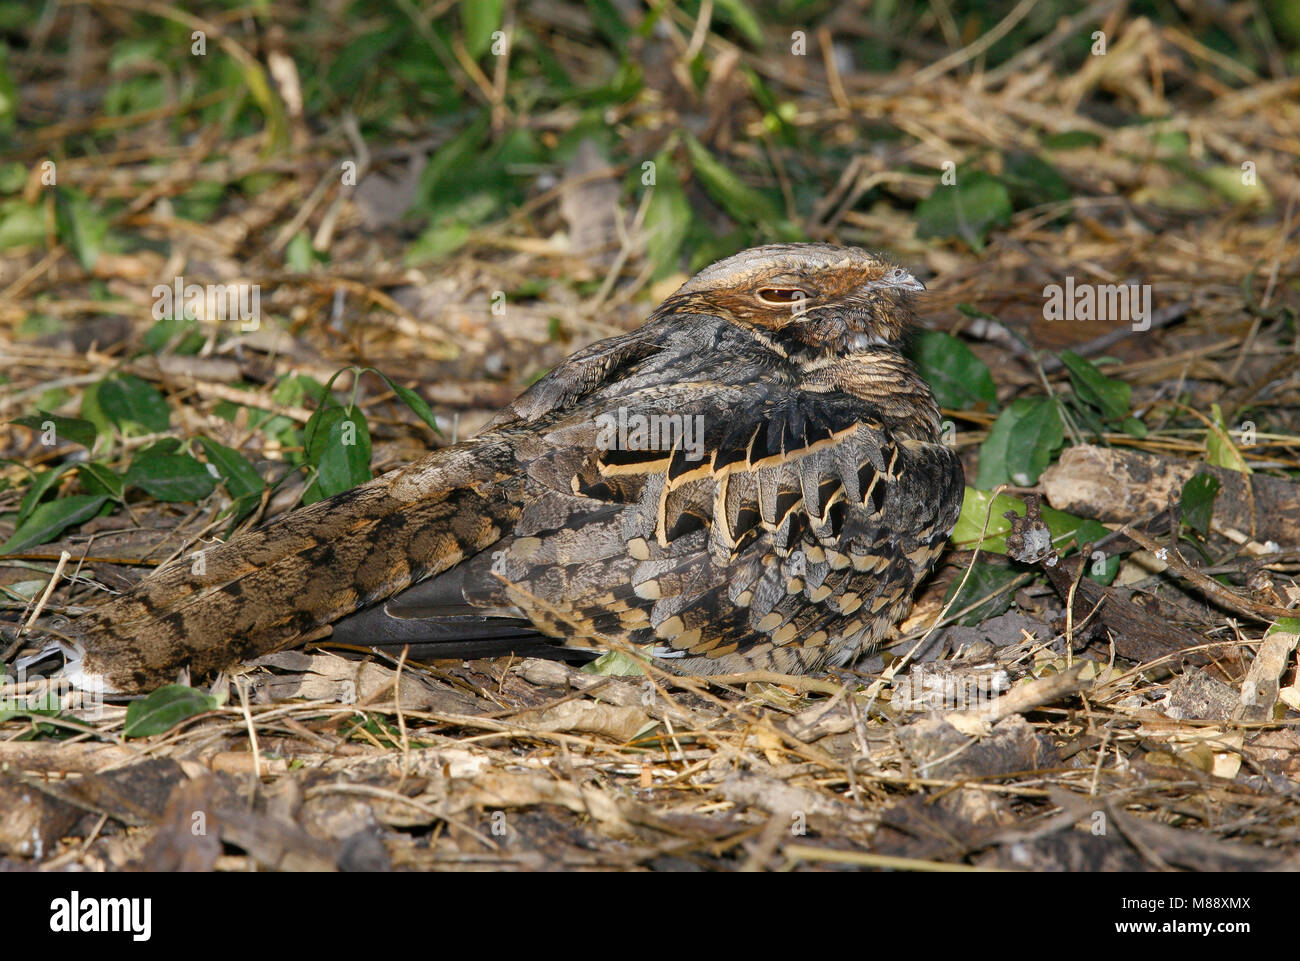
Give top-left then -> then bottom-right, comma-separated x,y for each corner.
59,243 -> 965,695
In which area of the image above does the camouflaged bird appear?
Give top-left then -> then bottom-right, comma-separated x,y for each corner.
63,244 -> 964,694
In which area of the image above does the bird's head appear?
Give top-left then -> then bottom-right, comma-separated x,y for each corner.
662,243 -> 925,355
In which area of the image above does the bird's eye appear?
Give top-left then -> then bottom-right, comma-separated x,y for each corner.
756,287 -> 810,305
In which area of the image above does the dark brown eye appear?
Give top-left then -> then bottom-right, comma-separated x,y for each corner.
756,287 -> 810,305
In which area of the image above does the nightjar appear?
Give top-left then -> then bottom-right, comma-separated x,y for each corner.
64,244 -> 964,694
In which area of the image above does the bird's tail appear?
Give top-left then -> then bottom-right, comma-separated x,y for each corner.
62,441 -> 520,694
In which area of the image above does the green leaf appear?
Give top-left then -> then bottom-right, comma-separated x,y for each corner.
915,172 -> 1012,251
227,492 -> 263,522
406,220 -> 470,263
1064,393 -> 1105,439
1267,618 -> 1300,636
0,199 -> 44,250
1073,519 -> 1119,584
1181,472 -> 1221,538
303,407 -> 372,503
643,150 -> 692,280
285,230 -> 322,271
943,562 -> 1021,626
228,44 -> 289,151
974,396 -> 1064,489
1000,151 -> 1072,210
300,369 -> 353,456
76,462 -> 124,500
683,133 -> 784,229
582,647 -> 649,676
135,437 -> 181,456
1205,403 -> 1250,473
0,44 -> 15,131
1042,130 -> 1102,150
1047,513 -> 1103,552
55,189 -> 108,271
1150,130 -> 1190,157
197,437 -> 265,501
124,684 -> 218,737
16,462 -> 66,522
327,26 -> 403,94
143,314 -> 205,355
11,412 -> 99,449
950,486 -> 1025,553
461,0 -> 504,58
368,370 -> 440,435
712,0 -> 764,45
78,379 -> 114,440
950,486 -> 1120,583
414,117 -> 490,213
585,0 -> 633,50
1138,178 -> 1221,213
1200,164 -> 1270,208
1,579 -> 48,602
172,179 -> 226,222
94,375 -> 171,435
0,162 -> 26,194
17,463 -> 76,523
1120,416 -> 1148,438
907,330 -> 997,411
126,451 -> 217,502
1059,350 -> 1130,420
408,182 -> 503,263
0,494 -> 109,554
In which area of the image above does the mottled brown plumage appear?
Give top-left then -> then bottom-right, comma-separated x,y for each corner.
64,244 -> 964,694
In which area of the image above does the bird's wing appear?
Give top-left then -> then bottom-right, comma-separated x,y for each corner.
467,379 -> 962,672
488,323 -> 666,427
